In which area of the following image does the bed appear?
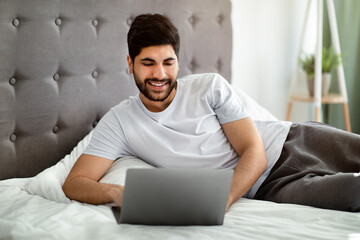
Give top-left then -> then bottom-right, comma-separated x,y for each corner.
0,0 -> 359,239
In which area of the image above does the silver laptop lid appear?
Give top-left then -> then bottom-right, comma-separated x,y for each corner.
119,168 -> 233,226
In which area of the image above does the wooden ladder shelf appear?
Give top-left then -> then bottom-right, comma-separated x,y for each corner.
286,0 -> 351,132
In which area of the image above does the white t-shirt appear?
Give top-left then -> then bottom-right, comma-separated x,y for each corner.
84,73 -> 291,198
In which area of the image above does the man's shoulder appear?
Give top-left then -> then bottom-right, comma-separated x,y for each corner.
106,96 -> 139,118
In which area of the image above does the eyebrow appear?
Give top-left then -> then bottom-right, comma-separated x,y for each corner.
140,57 -> 176,62
140,58 -> 155,62
164,57 -> 176,61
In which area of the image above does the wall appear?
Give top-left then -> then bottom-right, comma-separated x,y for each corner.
230,0 -> 318,121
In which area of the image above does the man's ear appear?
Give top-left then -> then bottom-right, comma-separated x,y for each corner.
127,55 -> 133,74
177,56 -> 180,72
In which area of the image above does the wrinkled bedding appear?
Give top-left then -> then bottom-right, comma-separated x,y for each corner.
1,178 -> 359,240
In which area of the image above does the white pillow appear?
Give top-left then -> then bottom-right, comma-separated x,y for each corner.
23,131 -> 154,203
98,157 -> 154,185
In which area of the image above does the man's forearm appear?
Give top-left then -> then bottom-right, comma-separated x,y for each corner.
221,118 -> 267,211
226,147 -> 267,210
62,176 -> 124,205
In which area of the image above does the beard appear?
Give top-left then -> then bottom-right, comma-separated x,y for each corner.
133,69 -> 178,102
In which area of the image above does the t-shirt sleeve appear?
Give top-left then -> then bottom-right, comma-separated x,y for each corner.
209,74 -> 251,124
83,109 -> 130,160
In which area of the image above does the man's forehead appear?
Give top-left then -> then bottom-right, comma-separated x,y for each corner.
136,45 -> 177,61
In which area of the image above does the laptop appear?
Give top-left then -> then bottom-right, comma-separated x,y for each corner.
115,168 -> 233,226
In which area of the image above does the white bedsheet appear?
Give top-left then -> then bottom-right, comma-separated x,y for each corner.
1,178 -> 359,240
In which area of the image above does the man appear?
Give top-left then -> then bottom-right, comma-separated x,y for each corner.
63,14 -> 360,212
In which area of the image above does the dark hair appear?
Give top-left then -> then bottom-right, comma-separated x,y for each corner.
127,14 -> 180,62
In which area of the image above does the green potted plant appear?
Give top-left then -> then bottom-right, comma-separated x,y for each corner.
300,47 -> 342,96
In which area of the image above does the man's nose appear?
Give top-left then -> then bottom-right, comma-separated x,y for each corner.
153,65 -> 166,80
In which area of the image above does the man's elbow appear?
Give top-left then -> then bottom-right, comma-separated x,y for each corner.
62,177 -> 75,199
259,150 -> 267,172
256,146 -> 267,173
260,155 -> 267,173
257,141 -> 267,172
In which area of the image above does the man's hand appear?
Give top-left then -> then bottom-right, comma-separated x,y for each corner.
108,185 -> 125,207
225,199 -> 232,212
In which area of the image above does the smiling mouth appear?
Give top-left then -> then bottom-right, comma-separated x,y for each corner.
149,82 -> 167,87
146,79 -> 170,89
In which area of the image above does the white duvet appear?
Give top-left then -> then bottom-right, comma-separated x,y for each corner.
1,178 -> 360,240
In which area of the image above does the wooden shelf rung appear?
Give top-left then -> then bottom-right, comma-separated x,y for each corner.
290,93 -> 346,104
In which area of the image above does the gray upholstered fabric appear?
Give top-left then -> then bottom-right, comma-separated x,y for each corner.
0,0 -> 232,179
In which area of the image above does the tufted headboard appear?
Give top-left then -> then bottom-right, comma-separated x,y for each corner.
0,0 -> 232,180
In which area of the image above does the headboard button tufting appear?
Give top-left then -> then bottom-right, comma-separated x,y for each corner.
189,16 -> 194,24
216,59 -> 222,71
55,18 -> 62,26
53,73 -> 60,81
53,126 -> 59,133
126,17 -> 133,27
216,14 -> 223,24
12,18 -> 19,27
9,77 -> 16,85
189,63 -> 194,71
0,0 -> 232,180
10,134 -> 16,142
189,58 -> 197,72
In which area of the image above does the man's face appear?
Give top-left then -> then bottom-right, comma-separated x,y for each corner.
127,44 -> 179,103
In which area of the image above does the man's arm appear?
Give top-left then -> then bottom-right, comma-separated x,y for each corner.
62,154 -> 124,206
221,117 -> 267,211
